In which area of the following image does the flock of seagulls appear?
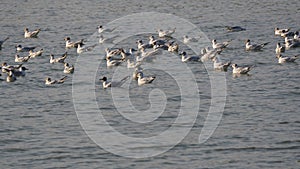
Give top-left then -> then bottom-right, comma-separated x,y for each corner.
0,24 -> 299,88
0,28 -> 73,84
97,25 -> 299,89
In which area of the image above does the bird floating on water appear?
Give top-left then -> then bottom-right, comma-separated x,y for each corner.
99,76 -> 129,89
157,28 -> 176,38
15,54 -> 31,63
49,52 -> 68,64
24,28 -> 41,38
137,72 -> 156,86
64,37 -> 84,49
276,54 -> 298,64
45,76 -> 67,85
29,48 -> 43,58
16,44 -> 36,52
231,63 -> 253,74
63,63 -> 74,74
212,39 -> 231,50
245,39 -> 269,51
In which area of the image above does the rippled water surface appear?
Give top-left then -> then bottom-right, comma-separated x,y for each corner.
1,0 -> 299,168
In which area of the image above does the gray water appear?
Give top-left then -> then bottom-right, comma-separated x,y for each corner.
1,0 -> 299,168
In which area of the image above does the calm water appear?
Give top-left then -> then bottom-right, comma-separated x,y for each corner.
1,0 -> 299,168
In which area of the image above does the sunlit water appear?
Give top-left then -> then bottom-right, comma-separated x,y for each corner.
1,0 -> 299,168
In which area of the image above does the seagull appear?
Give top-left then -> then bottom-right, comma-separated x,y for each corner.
212,57 -> 231,71
280,30 -> 294,38
105,48 -> 121,58
274,27 -> 290,36
285,37 -> 300,49
24,28 -> 41,38
180,51 -> 200,62
148,35 -> 167,46
77,43 -> 96,54
294,31 -> 300,41
132,66 -> 143,80
0,37 -> 9,50
63,63 -> 74,74
49,52 -> 68,64
45,76 -> 67,85
231,63 -> 253,74
157,28 -> 176,38
13,66 -> 28,77
120,48 -> 137,60
211,39 -> 231,50
276,54 -> 298,64
6,70 -> 17,82
183,35 -> 199,44
136,40 -> 152,50
167,42 -> 179,53
275,43 -> 285,54
225,26 -> 246,32
16,44 -> 36,52
106,56 -> 124,67
64,37 -> 84,49
29,48 -> 43,58
99,76 -> 129,89
1,62 -> 23,73
137,72 -> 156,86
15,54 -> 31,63
245,39 -> 269,51
97,25 -> 117,33
200,47 -> 220,62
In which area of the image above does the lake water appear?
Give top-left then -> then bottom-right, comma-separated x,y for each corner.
0,0 -> 299,168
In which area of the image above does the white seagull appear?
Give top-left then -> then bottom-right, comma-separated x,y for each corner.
63,63 -> 74,74
45,76 -> 67,85
167,42 -> 179,53
274,27 -> 290,36
148,35 -> 167,46
1,62 -> 23,73
275,43 -> 285,54
105,48 -> 121,58
183,35 -> 199,44
15,54 -> 31,63
99,76 -> 129,89
212,57 -> 231,71
232,63 -> 253,74
64,37 -> 84,49
24,27 -> 41,38
6,70 -> 17,82
200,47 -> 220,62
245,39 -> 269,51
106,56 -> 124,67
157,28 -> 176,38
276,54 -> 298,64
77,43 -> 96,54
137,72 -> 155,86
212,39 -> 231,50
49,52 -> 68,64
180,51 -> 200,62
29,48 -> 43,58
